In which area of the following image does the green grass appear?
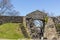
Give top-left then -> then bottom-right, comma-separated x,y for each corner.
0,23 -> 25,39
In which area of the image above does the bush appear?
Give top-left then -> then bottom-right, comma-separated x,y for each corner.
45,16 -> 48,23
56,24 -> 60,32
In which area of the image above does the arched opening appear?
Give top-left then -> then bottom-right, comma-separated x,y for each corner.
33,20 -> 44,38
33,20 -> 43,28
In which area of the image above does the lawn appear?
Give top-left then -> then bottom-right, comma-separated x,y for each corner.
0,23 -> 25,39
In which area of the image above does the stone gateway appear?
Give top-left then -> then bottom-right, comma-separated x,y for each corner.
0,10 -> 60,40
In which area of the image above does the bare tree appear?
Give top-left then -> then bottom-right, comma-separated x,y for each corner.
6,10 -> 20,16
0,0 -> 20,16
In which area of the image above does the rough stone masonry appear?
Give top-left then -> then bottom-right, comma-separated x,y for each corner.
0,10 -> 60,40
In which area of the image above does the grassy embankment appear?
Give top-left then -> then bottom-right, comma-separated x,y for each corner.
0,23 -> 25,39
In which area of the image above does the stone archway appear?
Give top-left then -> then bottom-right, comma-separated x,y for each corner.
26,10 -> 47,39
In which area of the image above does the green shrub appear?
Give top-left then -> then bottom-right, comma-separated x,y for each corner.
45,16 -> 48,23
56,24 -> 60,29
56,24 -> 60,32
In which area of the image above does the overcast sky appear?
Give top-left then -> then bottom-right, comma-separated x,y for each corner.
11,0 -> 60,16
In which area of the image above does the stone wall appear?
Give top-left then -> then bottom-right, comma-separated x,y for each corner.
44,17 -> 58,40
0,16 -> 23,24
